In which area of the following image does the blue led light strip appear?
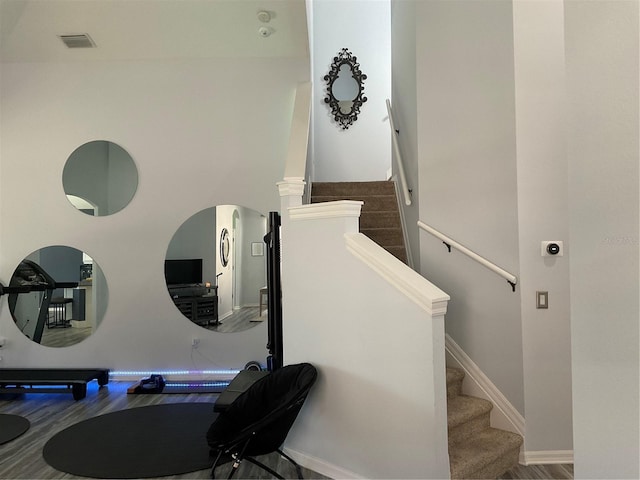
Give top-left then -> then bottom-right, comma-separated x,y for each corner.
165,382 -> 229,388
110,370 -> 239,377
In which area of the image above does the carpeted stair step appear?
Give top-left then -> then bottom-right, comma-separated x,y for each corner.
311,194 -> 398,212
311,181 -> 395,197
384,246 -> 408,263
311,181 -> 408,264
359,227 -> 404,247
448,395 -> 493,446
449,428 -> 523,479
360,211 -> 401,229
446,366 -> 523,478
446,367 -> 465,399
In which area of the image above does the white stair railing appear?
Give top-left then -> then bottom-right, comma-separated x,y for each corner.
418,220 -> 518,291
386,99 -> 411,206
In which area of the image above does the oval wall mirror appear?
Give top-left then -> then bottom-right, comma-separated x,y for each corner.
62,140 -> 138,216
165,205 -> 267,334
8,246 -> 108,347
324,47 -> 367,130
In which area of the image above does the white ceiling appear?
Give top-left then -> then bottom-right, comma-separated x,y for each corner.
0,0 -> 309,62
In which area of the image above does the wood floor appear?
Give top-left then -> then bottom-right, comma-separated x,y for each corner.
205,306 -> 265,334
0,380 -> 323,479
39,323 -> 92,348
0,379 -> 572,479
500,463 -> 574,479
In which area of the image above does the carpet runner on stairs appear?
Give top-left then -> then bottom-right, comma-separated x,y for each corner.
447,367 -> 523,479
311,181 -> 407,263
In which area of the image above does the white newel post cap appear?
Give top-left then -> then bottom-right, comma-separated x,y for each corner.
278,178 -> 306,210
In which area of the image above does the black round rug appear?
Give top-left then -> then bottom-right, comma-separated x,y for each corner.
0,414 -> 30,445
43,403 -> 217,478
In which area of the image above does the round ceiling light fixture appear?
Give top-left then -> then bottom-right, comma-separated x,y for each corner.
257,10 -> 271,23
258,26 -> 272,37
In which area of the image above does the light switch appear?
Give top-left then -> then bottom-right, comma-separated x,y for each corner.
536,291 -> 548,309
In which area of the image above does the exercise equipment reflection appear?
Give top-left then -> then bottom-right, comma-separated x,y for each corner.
6,260 -> 78,343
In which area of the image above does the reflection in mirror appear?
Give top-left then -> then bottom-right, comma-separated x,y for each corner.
165,205 -> 267,334
8,246 -> 108,347
324,47 -> 367,130
62,140 -> 138,216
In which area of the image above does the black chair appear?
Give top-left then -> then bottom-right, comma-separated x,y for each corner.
207,363 -> 317,479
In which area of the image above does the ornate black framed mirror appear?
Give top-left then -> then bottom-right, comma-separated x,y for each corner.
324,48 -> 367,130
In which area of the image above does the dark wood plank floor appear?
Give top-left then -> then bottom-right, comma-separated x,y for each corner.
500,462 -> 574,479
0,379 -> 572,479
206,306 -> 265,334
39,323 -> 92,348
0,380 -> 323,479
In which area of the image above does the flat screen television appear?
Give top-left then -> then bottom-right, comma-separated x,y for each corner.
164,258 -> 203,285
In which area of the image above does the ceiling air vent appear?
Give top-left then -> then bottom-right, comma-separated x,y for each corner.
58,34 -> 96,49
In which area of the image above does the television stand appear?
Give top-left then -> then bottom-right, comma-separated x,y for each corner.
172,293 -> 218,326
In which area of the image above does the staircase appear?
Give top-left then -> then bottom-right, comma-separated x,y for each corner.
447,367 -> 523,479
310,181 -> 407,263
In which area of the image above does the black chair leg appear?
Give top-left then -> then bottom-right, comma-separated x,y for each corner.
244,457 -> 285,480
277,449 -> 304,479
211,450 -> 224,479
226,438 -> 252,480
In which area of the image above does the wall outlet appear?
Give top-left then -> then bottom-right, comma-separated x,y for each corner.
0,336 -> 6,348
191,337 -> 200,348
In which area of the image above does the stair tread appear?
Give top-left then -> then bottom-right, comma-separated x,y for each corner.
446,367 -> 465,386
311,181 -> 407,264
449,428 -> 523,479
448,395 -> 493,429
360,226 -> 403,232
361,228 -> 404,247
311,194 -> 397,204
311,181 -> 395,196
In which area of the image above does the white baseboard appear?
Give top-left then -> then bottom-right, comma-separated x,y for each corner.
445,334 -> 525,437
283,447 -> 364,479
522,450 -> 574,465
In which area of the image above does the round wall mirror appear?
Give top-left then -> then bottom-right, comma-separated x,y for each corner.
8,246 -> 108,347
220,228 -> 230,267
165,205 -> 267,334
62,140 -> 138,216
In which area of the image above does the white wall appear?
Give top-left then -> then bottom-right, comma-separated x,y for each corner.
281,199 -> 449,479
311,0 -> 391,182
237,208 -> 267,307
414,0 -> 525,414
0,57 -> 308,372
512,0 -> 573,454
390,0 -> 420,268
216,204 -> 236,320
565,1 -> 639,477
392,0 -> 639,470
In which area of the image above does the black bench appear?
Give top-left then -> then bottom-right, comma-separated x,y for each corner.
0,368 -> 109,400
